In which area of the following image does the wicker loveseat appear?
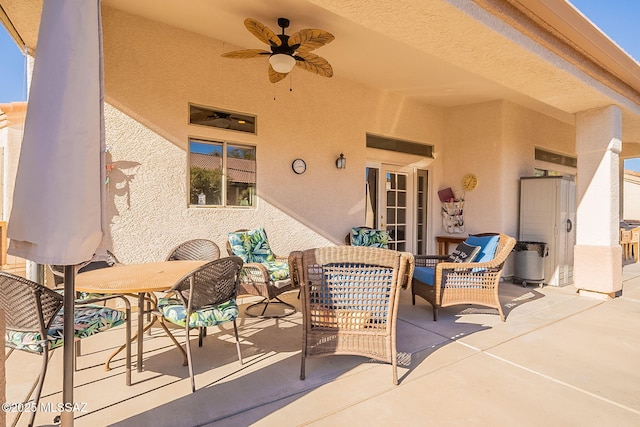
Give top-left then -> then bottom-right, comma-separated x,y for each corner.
412,233 -> 516,321
289,246 -> 414,385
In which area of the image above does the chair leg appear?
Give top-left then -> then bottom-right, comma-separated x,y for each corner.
198,328 -> 204,348
158,317 -> 188,366
184,324 -> 195,393
74,339 -> 81,371
22,347 -> 53,427
392,348 -> 398,386
232,320 -> 243,365
300,352 -> 306,380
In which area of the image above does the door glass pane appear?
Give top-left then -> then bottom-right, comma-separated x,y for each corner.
387,173 -> 396,189
398,192 -> 406,206
398,208 -> 406,223
398,174 -> 407,190
387,208 -> 396,223
386,191 -> 396,207
397,225 -> 406,241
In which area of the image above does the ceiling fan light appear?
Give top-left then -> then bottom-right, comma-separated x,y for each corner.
269,54 -> 296,73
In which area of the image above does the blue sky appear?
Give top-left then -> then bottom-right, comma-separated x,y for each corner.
1,1 -> 639,167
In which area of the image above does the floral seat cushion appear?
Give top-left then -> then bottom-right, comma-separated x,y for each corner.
228,228 -> 276,263
229,228 -> 291,282
350,227 -> 390,248
5,305 -> 127,354
158,298 -> 239,328
262,260 -> 290,281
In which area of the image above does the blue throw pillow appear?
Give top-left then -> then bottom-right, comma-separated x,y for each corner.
464,235 -> 499,262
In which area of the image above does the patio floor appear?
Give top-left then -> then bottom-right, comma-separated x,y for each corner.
4,259 -> 640,426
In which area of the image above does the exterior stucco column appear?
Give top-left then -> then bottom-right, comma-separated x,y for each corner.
574,105 -> 623,298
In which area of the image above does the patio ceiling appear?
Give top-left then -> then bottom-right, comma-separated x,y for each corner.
3,0 -> 640,144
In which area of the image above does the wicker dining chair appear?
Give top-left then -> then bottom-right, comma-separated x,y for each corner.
227,228 -> 297,318
165,239 -> 221,261
155,257 -> 244,392
0,271 -> 131,427
412,233 -> 516,321
289,246 -> 414,385
49,250 -> 121,289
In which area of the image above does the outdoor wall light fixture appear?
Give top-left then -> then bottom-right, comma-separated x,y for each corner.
335,153 -> 346,169
269,54 -> 296,73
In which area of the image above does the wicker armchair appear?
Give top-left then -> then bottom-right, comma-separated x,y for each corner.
0,271 -> 131,427
344,226 -> 390,248
412,233 -> 516,321
155,257 -> 244,392
227,228 -> 297,318
165,239 -> 220,261
289,246 -> 414,385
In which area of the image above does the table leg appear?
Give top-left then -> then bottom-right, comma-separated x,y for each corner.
137,293 -> 145,371
103,292 -> 188,371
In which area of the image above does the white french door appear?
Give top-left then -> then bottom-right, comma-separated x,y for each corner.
380,164 -> 414,252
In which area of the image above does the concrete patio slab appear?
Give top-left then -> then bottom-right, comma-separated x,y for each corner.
4,264 -> 640,426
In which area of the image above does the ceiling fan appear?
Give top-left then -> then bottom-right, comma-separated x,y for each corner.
222,17 -> 335,83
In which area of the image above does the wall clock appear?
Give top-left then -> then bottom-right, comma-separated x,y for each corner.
462,173 -> 478,191
292,158 -> 307,174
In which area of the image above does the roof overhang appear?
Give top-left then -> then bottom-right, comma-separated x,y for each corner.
2,0 -> 640,144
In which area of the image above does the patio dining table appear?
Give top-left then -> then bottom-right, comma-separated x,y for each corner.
75,260 -> 207,372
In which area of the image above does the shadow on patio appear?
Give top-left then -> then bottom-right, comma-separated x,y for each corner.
8,273 -> 640,426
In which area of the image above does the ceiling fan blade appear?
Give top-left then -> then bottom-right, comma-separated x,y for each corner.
288,29 -> 335,52
221,49 -> 271,59
245,18 -> 281,47
268,65 -> 288,83
295,52 -> 333,78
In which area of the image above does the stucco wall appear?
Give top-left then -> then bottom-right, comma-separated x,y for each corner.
442,101 -> 574,238
443,101 -> 506,234
101,7 -> 444,261
623,172 -> 640,220
0,104 -> 27,224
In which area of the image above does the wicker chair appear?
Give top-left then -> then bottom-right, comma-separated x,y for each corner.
227,228 -> 297,318
165,239 -> 220,261
155,257 -> 244,392
344,226 -> 390,248
49,249 -> 121,289
412,233 -> 516,321
289,246 -> 414,385
0,271 -> 131,427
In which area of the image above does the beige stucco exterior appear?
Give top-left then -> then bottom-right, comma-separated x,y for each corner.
1,0 -> 640,295
623,171 -> 640,220
97,6 -> 582,263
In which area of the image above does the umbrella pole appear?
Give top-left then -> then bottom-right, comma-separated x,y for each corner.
61,265 -> 76,427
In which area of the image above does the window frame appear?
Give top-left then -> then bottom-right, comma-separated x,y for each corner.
188,137 -> 257,208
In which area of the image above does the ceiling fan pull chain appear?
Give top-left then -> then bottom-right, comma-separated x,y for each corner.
289,74 -> 293,92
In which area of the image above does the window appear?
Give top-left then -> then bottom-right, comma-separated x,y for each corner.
189,104 -> 256,134
189,139 -> 256,207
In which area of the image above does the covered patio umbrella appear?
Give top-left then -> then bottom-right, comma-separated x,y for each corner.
7,0 -> 105,425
